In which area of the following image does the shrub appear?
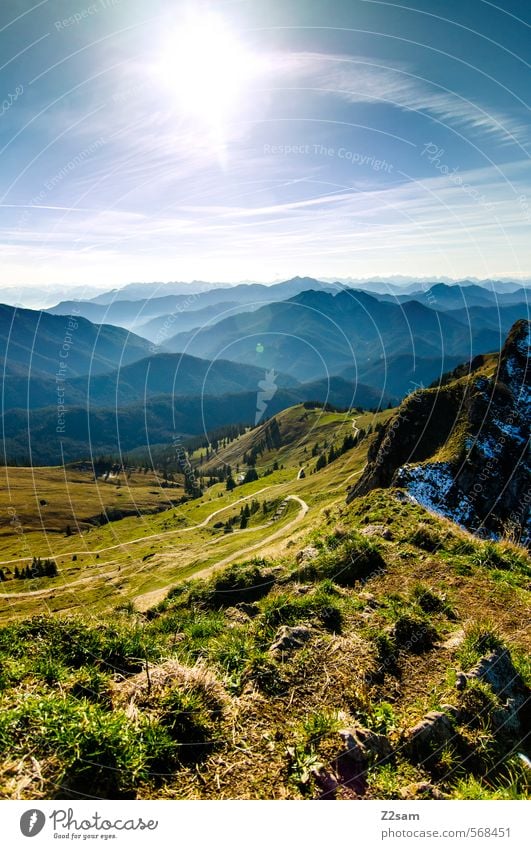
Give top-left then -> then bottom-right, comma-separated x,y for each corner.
457,680 -> 499,729
157,687 -> 217,758
301,709 -> 342,745
188,563 -> 275,608
0,616 -> 163,676
0,694 -> 176,797
207,629 -> 256,691
353,700 -> 397,735
411,583 -> 456,617
471,541 -> 530,574
456,623 -> 504,670
260,587 -> 341,633
69,667 -> 113,706
410,523 -> 442,552
297,533 -> 385,586
392,614 -> 438,653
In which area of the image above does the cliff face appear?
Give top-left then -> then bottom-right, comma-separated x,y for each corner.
347,320 -> 530,543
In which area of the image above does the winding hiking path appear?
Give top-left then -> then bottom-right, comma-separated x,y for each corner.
0,492 -> 309,606
133,495 -> 309,611
0,483 -> 294,569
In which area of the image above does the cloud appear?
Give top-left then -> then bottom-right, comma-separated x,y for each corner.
288,53 -> 529,149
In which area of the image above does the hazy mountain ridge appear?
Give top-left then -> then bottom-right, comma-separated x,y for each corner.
165,288 -> 505,384
0,303 -> 153,378
0,353 -> 298,411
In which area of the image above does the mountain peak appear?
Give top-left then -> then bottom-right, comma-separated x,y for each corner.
347,321 -> 530,543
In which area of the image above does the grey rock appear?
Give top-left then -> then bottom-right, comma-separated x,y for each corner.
464,649 -> 525,701
296,545 -> 319,564
361,524 -> 393,540
455,672 -> 468,691
402,711 -> 457,763
400,782 -> 447,800
339,726 -> 392,768
225,606 -> 251,624
269,624 -> 312,654
235,602 -> 259,617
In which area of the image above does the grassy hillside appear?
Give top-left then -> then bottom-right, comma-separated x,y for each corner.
0,488 -> 528,800
0,397 -> 528,801
0,465 -> 183,538
195,404 -> 386,475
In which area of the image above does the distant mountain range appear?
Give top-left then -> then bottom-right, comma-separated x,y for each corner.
1,277 -> 529,464
0,353 -> 298,411
0,303 -> 152,378
46,277 -> 340,332
1,377 -> 391,465
370,282 -> 530,310
164,288 -> 507,384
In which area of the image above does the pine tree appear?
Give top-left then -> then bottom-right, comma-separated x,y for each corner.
315,454 -> 327,471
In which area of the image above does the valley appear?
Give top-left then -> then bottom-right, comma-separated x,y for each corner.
0,294 -> 528,804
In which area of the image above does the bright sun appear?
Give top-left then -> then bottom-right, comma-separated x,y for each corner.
157,13 -> 267,131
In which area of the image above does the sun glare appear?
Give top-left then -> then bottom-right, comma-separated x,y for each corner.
157,13 -> 267,131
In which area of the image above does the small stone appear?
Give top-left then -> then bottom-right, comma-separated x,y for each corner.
293,584 -> 312,595
402,711 -> 457,763
361,524 -> 393,540
358,591 -> 382,608
296,545 -> 319,564
400,782 -> 447,800
225,607 -> 251,624
440,704 -> 459,717
235,602 -> 259,617
269,624 -> 312,654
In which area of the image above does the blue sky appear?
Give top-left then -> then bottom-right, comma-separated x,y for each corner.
0,0 -> 530,287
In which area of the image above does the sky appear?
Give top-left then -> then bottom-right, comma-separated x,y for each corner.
0,0 -> 530,289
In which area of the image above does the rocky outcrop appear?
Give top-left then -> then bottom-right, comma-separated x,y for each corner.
338,726 -> 393,768
347,320 -> 531,543
401,710 -> 457,763
456,648 -> 530,734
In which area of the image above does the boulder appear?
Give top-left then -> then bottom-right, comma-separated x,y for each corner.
460,649 -> 525,702
455,649 -> 530,734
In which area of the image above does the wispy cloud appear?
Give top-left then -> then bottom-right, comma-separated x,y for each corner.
288,53 -> 529,149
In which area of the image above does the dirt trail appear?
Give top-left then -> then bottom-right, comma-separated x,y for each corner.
133,495 -> 309,612
0,482 -> 293,569
0,492 -> 308,606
